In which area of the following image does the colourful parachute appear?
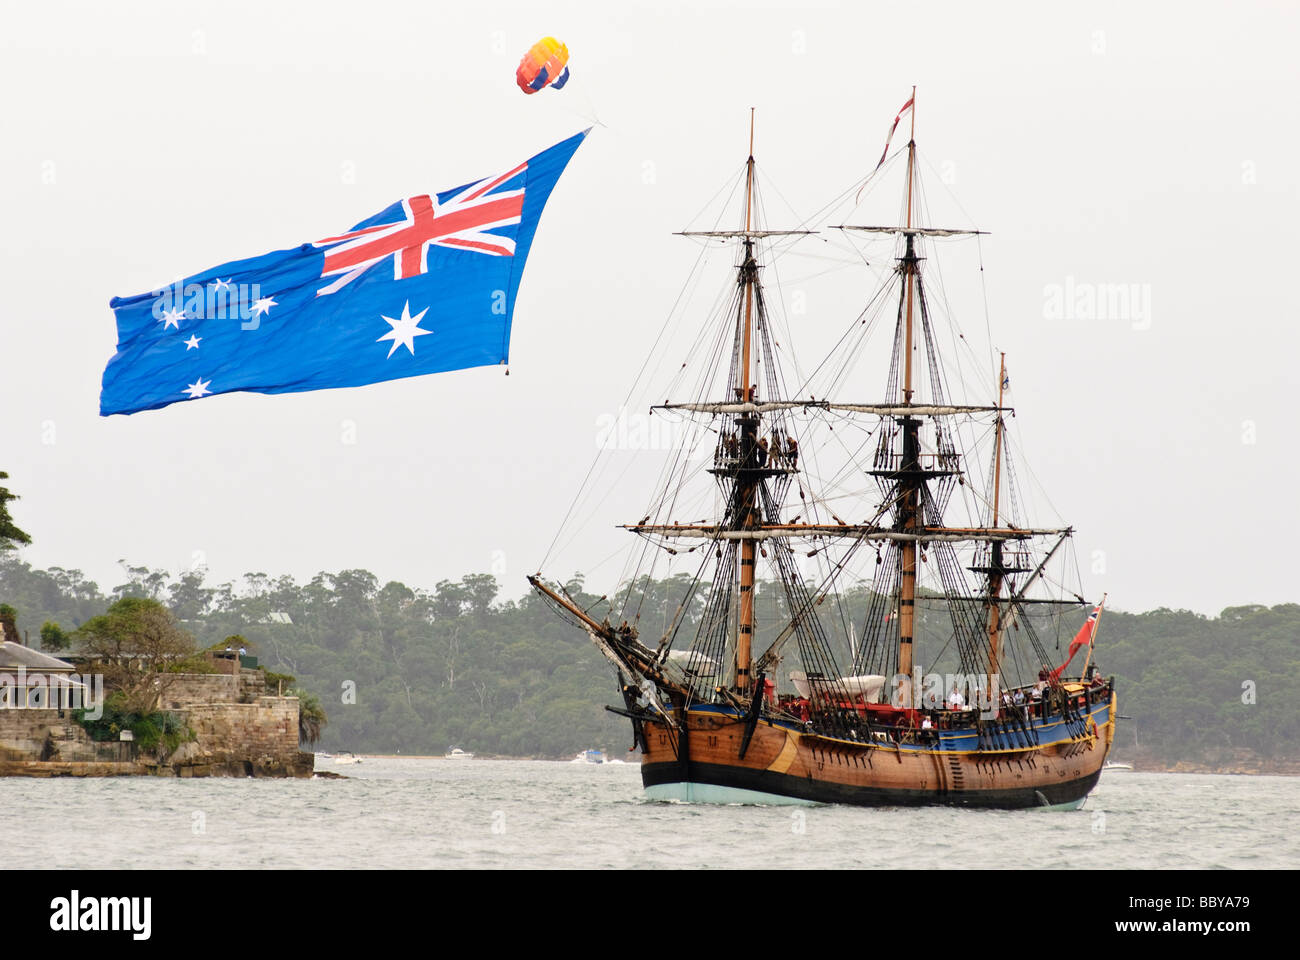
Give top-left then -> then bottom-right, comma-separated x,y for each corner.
516,37 -> 570,94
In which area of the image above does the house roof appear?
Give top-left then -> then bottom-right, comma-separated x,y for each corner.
0,641 -> 76,672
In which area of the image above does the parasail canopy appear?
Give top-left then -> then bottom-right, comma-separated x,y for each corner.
516,37 -> 570,94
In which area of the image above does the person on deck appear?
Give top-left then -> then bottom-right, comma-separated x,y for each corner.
757,437 -> 769,467
786,435 -> 798,468
947,685 -> 965,709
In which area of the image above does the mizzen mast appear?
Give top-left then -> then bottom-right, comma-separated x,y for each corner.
986,352 -> 1008,687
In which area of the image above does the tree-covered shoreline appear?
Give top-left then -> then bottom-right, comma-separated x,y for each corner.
2,554 -> 1295,767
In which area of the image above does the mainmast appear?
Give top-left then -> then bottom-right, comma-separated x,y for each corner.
896,87 -> 919,707
735,108 -> 758,694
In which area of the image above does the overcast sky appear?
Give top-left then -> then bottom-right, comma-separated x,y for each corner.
2,1 -> 1296,616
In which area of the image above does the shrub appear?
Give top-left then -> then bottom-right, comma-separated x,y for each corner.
74,692 -> 194,752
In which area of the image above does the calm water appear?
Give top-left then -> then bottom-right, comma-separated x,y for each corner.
2,759 -> 1295,869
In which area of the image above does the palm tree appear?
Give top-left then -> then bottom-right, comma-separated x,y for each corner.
293,688 -> 327,746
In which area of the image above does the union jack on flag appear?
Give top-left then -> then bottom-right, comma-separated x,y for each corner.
101,130 -> 587,416
1050,598 -> 1106,681
1070,601 -> 1104,652
314,162 -> 528,295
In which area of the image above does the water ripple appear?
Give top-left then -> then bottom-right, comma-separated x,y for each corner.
1,763 -> 1294,869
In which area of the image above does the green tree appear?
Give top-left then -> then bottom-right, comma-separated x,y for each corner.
39,620 -> 72,651
75,597 -> 203,713
111,562 -> 169,601
0,602 -> 17,644
168,568 -> 213,620
0,472 -> 32,552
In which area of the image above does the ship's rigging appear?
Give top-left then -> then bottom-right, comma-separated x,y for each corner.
534,100 -> 1091,740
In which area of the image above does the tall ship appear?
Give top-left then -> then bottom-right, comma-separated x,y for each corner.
531,93 -> 1115,808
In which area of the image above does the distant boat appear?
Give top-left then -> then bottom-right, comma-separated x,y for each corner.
572,749 -> 606,764
333,751 -> 362,765
445,747 -> 474,760
1104,761 -> 1134,771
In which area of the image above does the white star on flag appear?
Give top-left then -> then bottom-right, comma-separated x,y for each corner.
160,307 -> 184,330
250,296 -> 277,317
184,378 -> 212,399
377,301 -> 432,358
184,335 -> 201,350
211,278 -> 232,293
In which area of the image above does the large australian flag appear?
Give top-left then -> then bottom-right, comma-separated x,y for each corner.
100,130 -> 587,416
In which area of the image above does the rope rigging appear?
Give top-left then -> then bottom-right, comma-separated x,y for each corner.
534,128 -> 1093,724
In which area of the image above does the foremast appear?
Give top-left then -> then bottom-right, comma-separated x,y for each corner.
735,110 -> 759,695
896,87 -> 920,708
605,111 -> 819,708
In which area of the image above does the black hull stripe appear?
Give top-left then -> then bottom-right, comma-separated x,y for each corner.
642,760 -> 1102,809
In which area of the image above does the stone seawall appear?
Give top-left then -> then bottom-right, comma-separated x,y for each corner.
161,670 -> 267,709
0,675 -> 313,778
170,695 -> 310,776
0,709 -> 128,764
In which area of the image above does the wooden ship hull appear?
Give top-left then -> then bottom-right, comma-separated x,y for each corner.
636,687 -> 1114,809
